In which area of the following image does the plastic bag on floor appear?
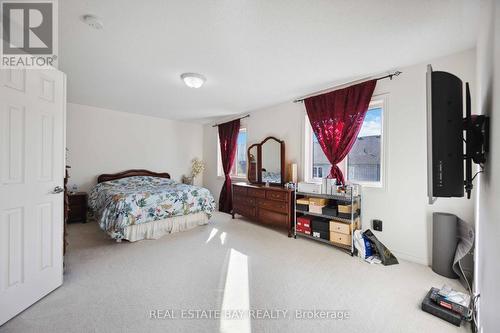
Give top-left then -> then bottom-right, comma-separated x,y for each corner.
353,230 -> 373,259
365,256 -> 382,264
363,229 -> 399,266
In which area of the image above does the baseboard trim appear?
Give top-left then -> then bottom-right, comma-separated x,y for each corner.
391,250 -> 429,266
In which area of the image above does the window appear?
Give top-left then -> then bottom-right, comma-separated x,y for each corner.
310,131 -> 329,181
346,105 -> 383,184
218,128 -> 247,178
312,166 -> 323,178
305,98 -> 384,187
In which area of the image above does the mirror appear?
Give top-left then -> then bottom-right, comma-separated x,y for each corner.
248,145 -> 258,183
247,136 -> 285,185
262,140 -> 281,184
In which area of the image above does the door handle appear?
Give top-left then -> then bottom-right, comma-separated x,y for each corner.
52,186 -> 64,194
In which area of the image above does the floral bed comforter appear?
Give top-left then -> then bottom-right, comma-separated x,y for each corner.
89,176 -> 216,240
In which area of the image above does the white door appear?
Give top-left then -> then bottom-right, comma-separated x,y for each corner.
0,68 -> 66,325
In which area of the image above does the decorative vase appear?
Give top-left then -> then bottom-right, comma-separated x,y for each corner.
182,175 -> 194,185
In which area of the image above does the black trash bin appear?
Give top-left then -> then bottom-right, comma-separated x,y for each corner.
432,212 -> 459,278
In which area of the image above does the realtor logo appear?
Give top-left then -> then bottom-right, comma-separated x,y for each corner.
1,1 -> 58,68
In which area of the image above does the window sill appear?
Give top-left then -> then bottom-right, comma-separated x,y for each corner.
305,179 -> 323,184
307,180 -> 383,189
350,181 -> 383,189
217,175 -> 247,181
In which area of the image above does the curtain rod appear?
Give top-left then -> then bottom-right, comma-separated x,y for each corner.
212,114 -> 250,127
293,71 -> 402,103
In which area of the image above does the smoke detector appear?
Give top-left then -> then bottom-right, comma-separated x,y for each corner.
82,15 -> 103,30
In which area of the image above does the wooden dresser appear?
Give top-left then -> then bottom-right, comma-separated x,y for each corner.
232,182 -> 294,237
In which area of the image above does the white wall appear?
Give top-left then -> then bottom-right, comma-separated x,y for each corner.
364,49 -> 476,265
203,101 -> 305,209
67,103 -> 204,192
203,49 -> 476,265
475,1 -> 499,332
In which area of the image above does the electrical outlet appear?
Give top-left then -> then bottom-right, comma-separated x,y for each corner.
373,219 -> 383,231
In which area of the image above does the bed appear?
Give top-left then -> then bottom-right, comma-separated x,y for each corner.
88,170 -> 216,242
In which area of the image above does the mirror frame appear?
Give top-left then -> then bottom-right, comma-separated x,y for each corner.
247,136 -> 285,186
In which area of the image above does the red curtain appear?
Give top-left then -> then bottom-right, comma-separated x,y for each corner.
304,80 -> 377,185
218,119 -> 241,213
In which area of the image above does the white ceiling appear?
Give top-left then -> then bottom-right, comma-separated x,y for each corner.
59,0 -> 480,123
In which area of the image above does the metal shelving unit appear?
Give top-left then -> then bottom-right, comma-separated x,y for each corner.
294,187 -> 361,255
295,191 -> 354,202
295,209 -> 355,223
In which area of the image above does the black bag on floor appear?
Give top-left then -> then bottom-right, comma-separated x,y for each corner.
363,229 -> 399,266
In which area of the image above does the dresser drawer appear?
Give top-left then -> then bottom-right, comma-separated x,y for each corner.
248,188 -> 266,198
266,190 -> 287,202
234,195 -> 256,207
330,231 -> 351,246
233,186 -> 247,196
257,208 -> 288,226
257,199 -> 288,214
231,184 -> 292,236
329,221 -> 352,235
233,203 -> 255,218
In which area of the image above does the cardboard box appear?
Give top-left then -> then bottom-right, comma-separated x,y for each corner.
297,223 -> 311,230
296,198 -> 310,211
296,224 -> 311,235
296,198 -> 310,205
329,221 -> 352,235
297,222 -> 311,229
322,205 -> 337,217
337,212 -> 360,220
337,201 -> 359,214
297,204 -> 308,211
297,216 -> 313,229
330,231 -> 351,246
297,182 -> 322,194
309,197 -> 328,206
297,215 -> 313,222
309,204 -> 326,214
297,228 -> 311,235
312,229 -> 329,240
311,217 -> 330,231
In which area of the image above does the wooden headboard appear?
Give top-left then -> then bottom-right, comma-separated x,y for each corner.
97,169 -> 171,183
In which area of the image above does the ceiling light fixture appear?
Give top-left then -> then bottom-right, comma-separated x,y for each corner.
82,14 -> 104,30
180,73 -> 206,88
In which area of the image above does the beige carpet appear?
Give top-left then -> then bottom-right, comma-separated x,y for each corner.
1,212 -> 469,333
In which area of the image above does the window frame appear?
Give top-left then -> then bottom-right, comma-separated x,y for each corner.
217,127 -> 248,179
312,166 -> 323,178
346,98 -> 385,188
304,95 -> 387,188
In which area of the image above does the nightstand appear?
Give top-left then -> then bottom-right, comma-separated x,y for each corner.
68,192 -> 88,223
